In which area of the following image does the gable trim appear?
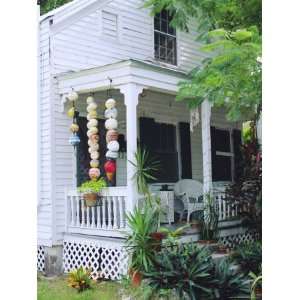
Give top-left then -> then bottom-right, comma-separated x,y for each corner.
49,0 -> 113,35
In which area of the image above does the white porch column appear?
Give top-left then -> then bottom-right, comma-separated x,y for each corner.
120,83 -> 145,212
201,100 -> 212,195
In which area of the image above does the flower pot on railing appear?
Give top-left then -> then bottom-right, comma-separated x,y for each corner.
83,193 -> 98,207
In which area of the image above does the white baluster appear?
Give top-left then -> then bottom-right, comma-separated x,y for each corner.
86,207 -> 91,228
220,197 -> 226,220
97,205 -> 101,229
107,196 -> 112,229
91,206 -> 96,228
119,196 -> 125,228
102,197 -> 107,229
218,197 -> 222,221
227,200 -> 230,219
231,203 -> 235,217
81,197 -> 86,228
71,196 -> 75,226
113,196 -> 118,229
76,196 -> 80,226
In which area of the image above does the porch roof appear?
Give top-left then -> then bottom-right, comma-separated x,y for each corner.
57,59 -> 188,109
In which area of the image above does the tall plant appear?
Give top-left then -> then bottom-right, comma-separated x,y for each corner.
125,201 -> 159,273
129,147 -> 160,197
201,193 -> 219,241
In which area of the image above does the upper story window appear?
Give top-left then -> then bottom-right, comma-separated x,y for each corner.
154,9 -> 177,65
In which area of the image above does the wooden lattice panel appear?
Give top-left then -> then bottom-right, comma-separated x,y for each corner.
100,247 -> 128,280
218,230 -> 260,249
63,240 -> 128,280
37,245 -> 45,272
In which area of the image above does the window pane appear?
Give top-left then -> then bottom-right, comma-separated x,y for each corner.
160,47 -> 166,60
168,24 -> 175,35
154,16 -> 160,31
161,9 -> 167,21
215,129 -> 231,152
161,19 -> 167,33
154,9 -> 177,65
213,156 -> 232,181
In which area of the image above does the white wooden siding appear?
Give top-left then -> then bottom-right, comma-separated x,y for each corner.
38,20 -> 53,246
51,0 -> 204,74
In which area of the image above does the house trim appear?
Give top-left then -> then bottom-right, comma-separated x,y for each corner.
57,59 -> 187,110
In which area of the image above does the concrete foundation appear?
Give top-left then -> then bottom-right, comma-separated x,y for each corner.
44,245 -> 63,276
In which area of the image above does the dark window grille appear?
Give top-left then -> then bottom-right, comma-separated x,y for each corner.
140,118 -> 178,182
154,9 -> 177,65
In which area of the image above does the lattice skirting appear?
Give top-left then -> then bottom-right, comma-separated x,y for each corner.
218,230 -> 260,249
63,240 -> 128,280
37,245 -> 45,272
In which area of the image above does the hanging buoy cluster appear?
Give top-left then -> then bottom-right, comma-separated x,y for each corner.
86,96 -> 101,181
104,98 -> 119,183
67,90 -> 80,147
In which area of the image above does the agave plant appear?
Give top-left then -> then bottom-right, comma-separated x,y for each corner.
212,258 -> 250,299
144,243 -> 215,300
125,201 -> 159,273
231,241 -> 262,275
129,147 -> 160,197
250,270 -> 262,300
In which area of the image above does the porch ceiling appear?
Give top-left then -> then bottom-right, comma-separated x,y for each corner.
57,59 -> 188,99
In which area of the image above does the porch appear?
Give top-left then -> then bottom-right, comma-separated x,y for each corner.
58,59 -> 242,241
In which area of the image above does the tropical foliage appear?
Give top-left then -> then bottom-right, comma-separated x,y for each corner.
40,0 -> 73,15
144,243 -> 251,300
129,147 -> 160,196
231,241 -> 262,275
67,267 -> 92,293
144,0 -> 262,122
225,125 -> 262,234
200,193 -> 219,241
212,258 -> 250,299
125,201 -> 160,273
144,243 -> 215,300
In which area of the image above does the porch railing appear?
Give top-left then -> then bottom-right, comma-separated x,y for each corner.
65,187 -> 128,238
214,190 -> 250,222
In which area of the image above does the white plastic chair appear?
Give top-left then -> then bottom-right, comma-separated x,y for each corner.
174,179 -> 204,223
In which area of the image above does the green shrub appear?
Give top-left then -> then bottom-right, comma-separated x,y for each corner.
67,267 -> 92,293
212,258 -> 250,299
144,243 -> 215,300
231,241 -> 262,275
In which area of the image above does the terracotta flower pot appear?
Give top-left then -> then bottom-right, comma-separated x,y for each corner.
83,193 -> 97,207
150,232 -> 166,252
131,270 -> 143,287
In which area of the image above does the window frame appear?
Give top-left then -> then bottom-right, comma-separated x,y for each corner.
213,127 -> 235,182
153,9 -> 178,66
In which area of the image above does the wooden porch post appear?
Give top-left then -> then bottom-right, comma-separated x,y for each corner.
120,84 -> 145,212
201,100 -> 212,195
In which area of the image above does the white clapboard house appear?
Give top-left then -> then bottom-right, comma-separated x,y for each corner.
37,0 -> 248,279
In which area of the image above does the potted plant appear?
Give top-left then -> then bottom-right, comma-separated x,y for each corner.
77,178 -> 107,207
125,201 -> 159,287
199,193 -> 219,246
